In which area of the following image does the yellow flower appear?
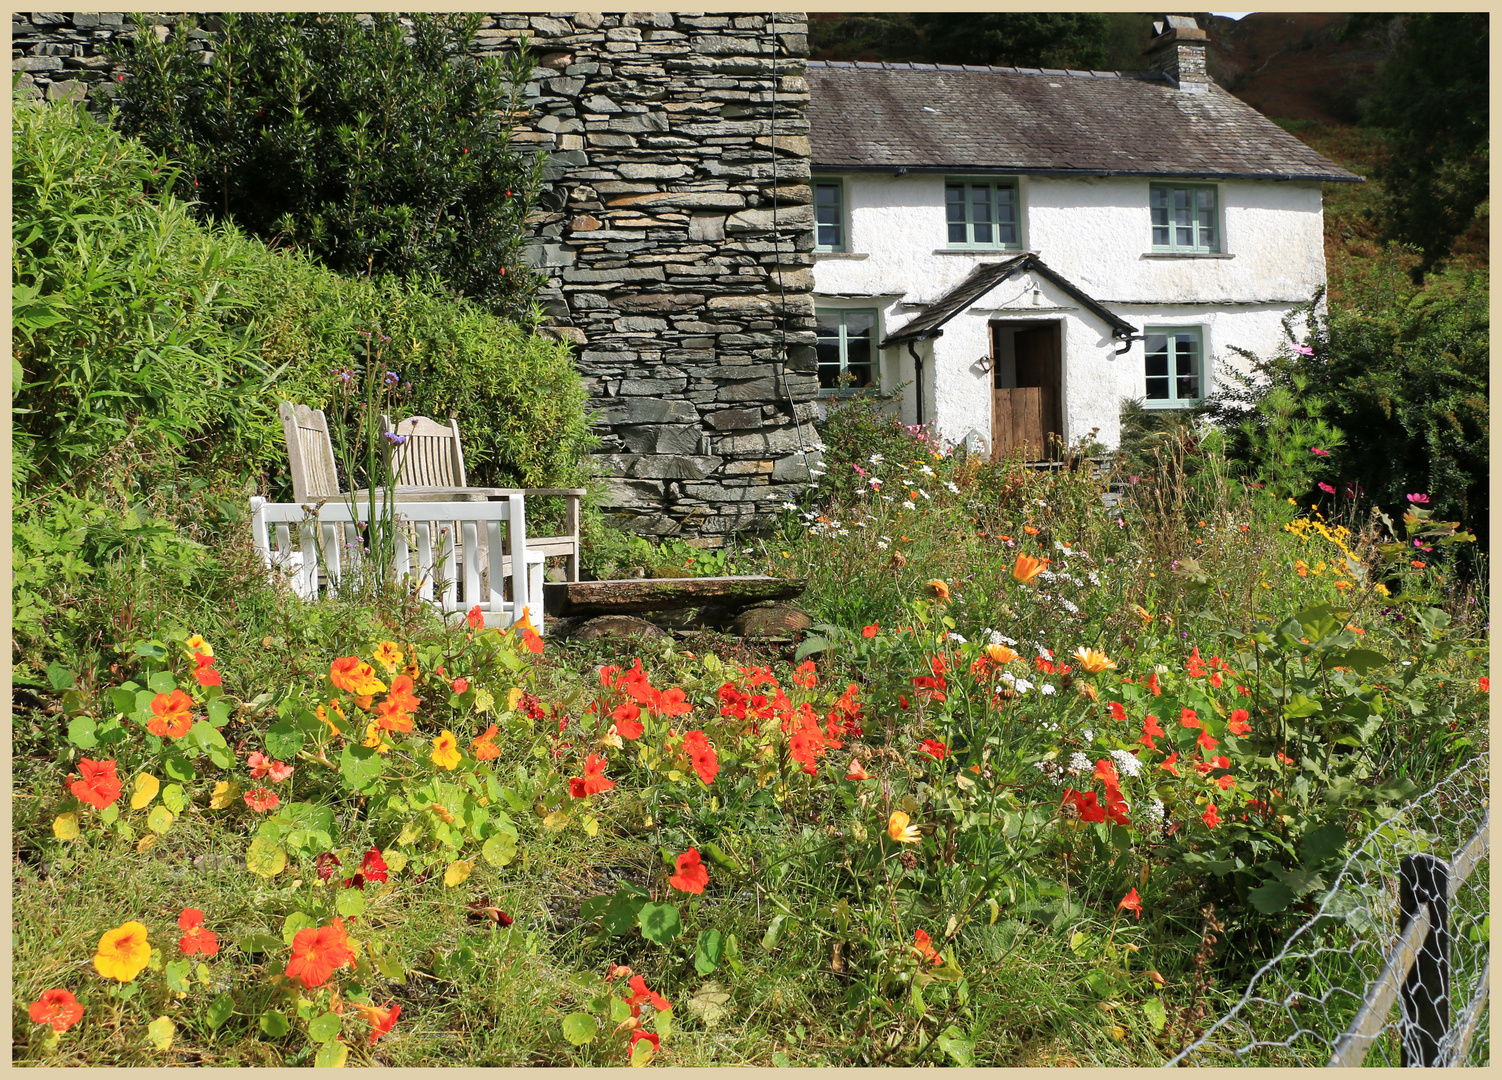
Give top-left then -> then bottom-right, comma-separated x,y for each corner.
1073,647 -> 1116,675
373,641 -> 403,672
985,643 -> 1021,665
184,634 -> 213,657
94,921 -> 151,982
887,811 -> 921,844
1374,583 -> 1391,597
364,723 -> 392,755
431,730 -> 461,770
926,579 -> 951,603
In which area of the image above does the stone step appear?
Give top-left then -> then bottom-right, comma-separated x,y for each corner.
544,574 -> 806,617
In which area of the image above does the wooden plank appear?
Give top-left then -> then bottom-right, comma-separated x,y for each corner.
546,575 -> 808,617
1327,907 -> 1432,1067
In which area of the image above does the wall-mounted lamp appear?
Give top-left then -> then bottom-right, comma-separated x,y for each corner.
1031,287 -> 1041,306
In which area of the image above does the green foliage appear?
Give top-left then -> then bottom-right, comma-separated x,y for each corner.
106,12 -> 546,319
814,390 -> 938,505
911,12 -> 1109,69
1357,14 -> 1489,276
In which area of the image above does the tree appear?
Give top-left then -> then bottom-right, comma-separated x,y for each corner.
106,12 -> 546,319
1356,14 -> 1489,278
912,13 -> 1109,70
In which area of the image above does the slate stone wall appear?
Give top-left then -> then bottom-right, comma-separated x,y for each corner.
14,11 -> 820,543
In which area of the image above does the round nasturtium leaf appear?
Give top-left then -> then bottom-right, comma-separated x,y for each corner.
259,1010 -> 291,1037
481,832 -> 516,867
442,859 -> 473,888
147,1015 -> 175,1051
561,1012 -> 598,1045
637,902 -> 683,945
247,836 -> 288,878
335,889 -> 366,918
52,813 -> 80,841
130,772 -> 161,810
314,1039 -> 349,1068
307,1011 -> 342,1044
209,780 -> 240,810
146,806 -> 175,835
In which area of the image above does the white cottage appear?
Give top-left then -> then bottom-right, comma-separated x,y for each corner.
806,16 -> 1361,458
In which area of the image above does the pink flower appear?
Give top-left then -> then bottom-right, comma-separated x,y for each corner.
1309,447 -> 1330,457
1406,493 -> 1430,504
267,760 -> 294,783
1317,482 -> 1336,494
247,751 -> 271,779
1295,344 -> 1315,356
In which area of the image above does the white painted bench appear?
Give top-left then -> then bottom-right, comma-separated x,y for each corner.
249,495 -> 543,633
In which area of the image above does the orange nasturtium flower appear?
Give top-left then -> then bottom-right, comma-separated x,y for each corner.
94,921 -> 151,982
193,651 -> 223,687
1022,525 -> 1040,535
431,730 -> 461,770
1073,647 -> 1115,675
329,656 -> 386,696
887,810 -> 921,844
385,675 -> 421,715
148,689 -> 195,738
926,579 -> 952,603
1117,887 -> 1143,920
244,788 -> 280,813
178,908 -> 219,956
1226,709 -> 1252,736
986,643 -> 1021,665
569,754 -> 616,798
28,988 -> 84,1032
472,724 -> 501,762
184,634 -> 213,657
913,928 -> 943,965
373,641 -> 403,672
846,758 -> 871,781
862,622 -> 880,638
668,848 -> 709,894
350,1001 -> 401,1045
1202,802 -> 1222,829
1011,553 -> 1048,584
285,918 -> 355,989
70,758 -> 122,810
683,730 -> 720,785
363,723 -> 393,755
513,607 -> 544,654
375,699 -> 414,734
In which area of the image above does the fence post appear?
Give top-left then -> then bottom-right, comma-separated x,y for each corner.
1398,853 -> 1451,1066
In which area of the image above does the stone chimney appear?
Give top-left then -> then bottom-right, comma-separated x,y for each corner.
1145,14 -> 1209,93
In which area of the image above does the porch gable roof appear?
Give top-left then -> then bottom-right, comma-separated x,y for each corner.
879,254 -> 1137,347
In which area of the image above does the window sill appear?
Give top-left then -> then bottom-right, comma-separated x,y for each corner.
934,247 -> 1025,256
814,252 -> 870,260
1142,252 -> 1234,260
1140,400 -> 1205,410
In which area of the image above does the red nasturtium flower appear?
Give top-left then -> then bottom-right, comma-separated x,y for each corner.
193,651 -> 223,687
360,847 -> 389,885
862,622 -> 880,638
1202,803 -> 1222,829
375,699 -> 414,734
247,752 -> 272,779
315,853 -> 341,882
611,702 -> 645,740
627,1031 -> 660,1061
846,758 -> 871,781
683,730 -> 719,785
267,760 -> 294,783
1146,672 -> 1162,697
569,754 -> 615,798
513,607 -> 544,653
668,848 -> 709,894
244,788 -> 279,813
1197,730 -> 1220,753
1480,677 -> 1490,693
351,1001 -> 401,1045
466,604 -> 485,630
28,988 -> 84,1032
386,675 -> 421,715
1140,714 -> 1166,751
178,908 -> 220,956
1108,701 -> 1126,722
627,973 -> 671,1012
1159,752 -> 1181,777
1179,708 -> 1201,730
472,724 -> 501,762
1062,788 -> 1107,824
656,686 -> 692,717
791,659 -> 818,689
70,757 -> 122,810
913,928 -> 943,965
148,689 -> 195,738
1117,887 -> 1143,920
1226,709 -> 1252,736
919,738 -> 948,761
285,918 -> 356,989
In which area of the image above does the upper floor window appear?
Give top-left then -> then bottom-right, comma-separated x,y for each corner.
945,178 -> 1020,249
816,308 -> 878,394
813,177 -> 846,252
1150,183 -> 1219,253
1144,326 -> 1204,406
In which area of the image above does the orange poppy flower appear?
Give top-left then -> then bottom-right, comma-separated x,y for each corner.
148,689 -> 194,738
350,1000 -> 401,1045
1011,553 -> 1048,584
70,757 -> 122,810
28,988 -> 84,1032
1117,887 -> 1143,920
285,918 -> 355,989
668,848 -> 709,894
178,908 -> 219,956
913,928 -> 943,965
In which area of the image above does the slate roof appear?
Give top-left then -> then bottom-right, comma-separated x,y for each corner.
881,255 -> 1137,347
807,62 -> 1362,183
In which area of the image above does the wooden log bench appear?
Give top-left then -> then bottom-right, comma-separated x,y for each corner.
544,575 -> 807,618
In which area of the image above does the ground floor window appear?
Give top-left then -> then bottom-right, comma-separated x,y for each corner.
1144,326 -> 1204,405
816,308 -> 878,393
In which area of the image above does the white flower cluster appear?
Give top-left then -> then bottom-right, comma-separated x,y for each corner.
1139,799 -> 1166,826
946,632 -> 967,644
1068,752 -> 1093,775
1110,748 -> 1142,778
997,673 -> 1034,694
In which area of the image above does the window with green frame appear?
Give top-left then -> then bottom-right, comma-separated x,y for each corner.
1150,183 -> 1219,252
813,177 -> 845,251
945,178 -> 1019,248
816,308 -> 878,394
1143,326 -> 1204,405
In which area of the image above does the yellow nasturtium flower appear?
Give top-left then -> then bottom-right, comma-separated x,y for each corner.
430,730 -> 461,770
94,921 -> 151,982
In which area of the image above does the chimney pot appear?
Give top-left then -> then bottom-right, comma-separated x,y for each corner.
1145,13 -> 1210,93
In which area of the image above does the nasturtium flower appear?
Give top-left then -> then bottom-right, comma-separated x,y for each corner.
193,651 -> 222,687
1146,672 -> 1162,697
1011,553 -> 1048,584
919,738 -> 948,761
926,579 -> 952,603
513,607 -> 543,654
1226,709 -> 1252,736
626,974 -> 671,1012
285,918 -> 355,989
93,921 -> 151,982
1179,708 -> 1201,730
791,659 -> 818,689
1202,802 -> 1221,829
656,686 -> 692,717
569,754 -> 615,797
363,723 -> 393,754
373,641 -> 403,672
28,988 -> 84,1032
1481,677 -> 1490,693
668,848 -> 709,894
611,702 -> 644,740
1140,714 -> 1166,751
1073,647 -> 1115,675
267,760 -> 294,783
1197,731 -> 1220,753
1117,887 -> 1143,920
1107,701 -> 1126,722
913,928 -> 943,965
846,758 -> 871,781
431,730 -> 461,770
375,699 -> 414,734
314,853 -> 341,882
351,1001 -> 401,1045
148,689 -> 194,739
178,908 -> 219,956
862,622 -> 880,638
887,810 -> 921,844
360,847 -> 389,884
627,1030 -> 660,1061
683,730 -> 720,785
330,656 -> 385,696
466,604 -> 485,630
244,788 -> 279,813
70,758 -> 122,810
472,724 -> 501,762
184,634 -> 213,657
451,677 -> 470,695
385,675 -> 421,715
247,751 -> 271,779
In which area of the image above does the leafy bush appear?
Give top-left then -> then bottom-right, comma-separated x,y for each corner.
815,391 -> 941,504
106,12 -> 546,319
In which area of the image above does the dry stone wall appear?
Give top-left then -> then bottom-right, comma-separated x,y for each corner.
13,11 -> 820,543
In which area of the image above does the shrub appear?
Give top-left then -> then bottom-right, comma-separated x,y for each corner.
106,12 -> 546,319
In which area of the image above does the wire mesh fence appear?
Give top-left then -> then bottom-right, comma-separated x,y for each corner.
1168,752 -> 1490,1067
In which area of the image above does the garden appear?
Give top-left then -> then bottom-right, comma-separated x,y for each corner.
11,15 -> 1490,1068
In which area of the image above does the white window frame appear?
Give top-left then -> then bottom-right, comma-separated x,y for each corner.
1142,325 -> 1207,407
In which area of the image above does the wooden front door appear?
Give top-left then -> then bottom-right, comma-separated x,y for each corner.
992,324 -> 1063,462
